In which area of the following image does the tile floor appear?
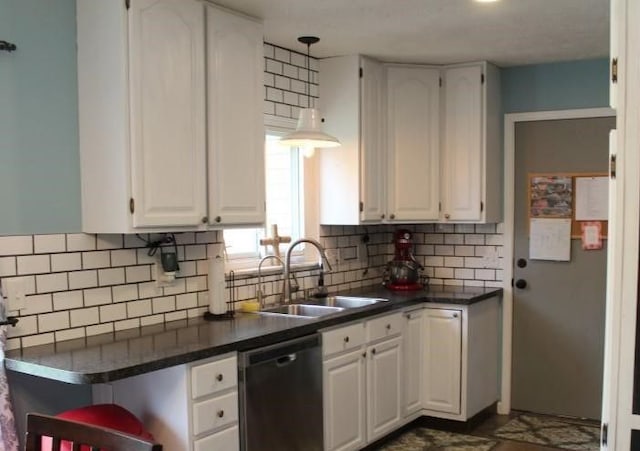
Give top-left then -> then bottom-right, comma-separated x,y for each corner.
372,410 -> 601,451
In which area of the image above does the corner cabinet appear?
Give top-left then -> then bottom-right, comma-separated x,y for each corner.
318,57 -> 501,226
423,297 -> 500,421
441,62 -> 501,223
77,0 -> 264,233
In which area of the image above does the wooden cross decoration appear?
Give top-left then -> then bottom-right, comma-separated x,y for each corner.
259,224 -> 291,259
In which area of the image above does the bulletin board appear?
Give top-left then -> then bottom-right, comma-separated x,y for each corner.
528,172 -> 609,239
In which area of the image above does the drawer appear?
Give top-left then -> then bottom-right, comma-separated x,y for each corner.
322,322 -> 366,357
192,390 -> 238,436
191,354 -> 237,399
366,312 -> 403,343
194,424 -> 239,451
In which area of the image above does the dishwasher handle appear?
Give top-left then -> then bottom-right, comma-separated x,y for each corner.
240,334 -> 320,368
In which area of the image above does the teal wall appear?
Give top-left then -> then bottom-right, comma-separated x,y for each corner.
502,58 -> 610,113
0,0 -> 81,235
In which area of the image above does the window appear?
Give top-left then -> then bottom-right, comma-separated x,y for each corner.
223,116 -> 317,268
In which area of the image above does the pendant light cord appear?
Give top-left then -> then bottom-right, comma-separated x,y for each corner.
306,42 -> 310,108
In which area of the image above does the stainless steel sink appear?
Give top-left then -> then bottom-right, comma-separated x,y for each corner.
312,296 -> 389,309
260,304 -> 345,318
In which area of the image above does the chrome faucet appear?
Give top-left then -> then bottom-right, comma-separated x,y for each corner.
257,255 -> 284,308
283,238 -> 333,304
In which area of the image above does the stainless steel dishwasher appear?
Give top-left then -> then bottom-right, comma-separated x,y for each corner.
238,334 -> 323,451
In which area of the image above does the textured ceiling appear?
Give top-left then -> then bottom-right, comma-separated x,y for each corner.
214,0 -> 609,67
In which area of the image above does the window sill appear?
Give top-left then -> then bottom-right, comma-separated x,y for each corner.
224,260 -> 320,280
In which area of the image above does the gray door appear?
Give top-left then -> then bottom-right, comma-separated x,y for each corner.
512,116 -> 614,420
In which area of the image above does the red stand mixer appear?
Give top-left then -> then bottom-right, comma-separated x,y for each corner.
383,229 -> 425,291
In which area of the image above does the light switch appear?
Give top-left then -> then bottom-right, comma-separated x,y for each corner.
2,277 -> 27,311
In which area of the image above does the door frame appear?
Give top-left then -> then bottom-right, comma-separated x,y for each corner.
499,107 -> 615,415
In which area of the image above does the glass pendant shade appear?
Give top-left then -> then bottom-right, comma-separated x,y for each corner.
280,108 -> 340,148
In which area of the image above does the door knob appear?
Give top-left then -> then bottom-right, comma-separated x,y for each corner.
515,279 -> 527,289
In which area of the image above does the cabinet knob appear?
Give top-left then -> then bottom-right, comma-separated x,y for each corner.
381,214 -> 385,219
216,374 -> 223,382
372,348 -> 376,355
362,352 -> 367,358
201,216 -> 208,224
515,279 -> 527,289
344,336 -> 350,343
386,324 -> 391,331
453,313 -> 458,318
214,216 -> 222,223
390,214 -> 396,220
217,410 -> 224,418
444,213 -> 451,220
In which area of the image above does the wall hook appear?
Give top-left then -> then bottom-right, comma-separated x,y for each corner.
0,40 -> 17,52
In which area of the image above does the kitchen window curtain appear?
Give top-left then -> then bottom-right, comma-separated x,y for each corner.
0,315 -> 19,450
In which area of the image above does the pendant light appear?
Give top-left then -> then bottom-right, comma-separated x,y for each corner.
280,36 -> 340,154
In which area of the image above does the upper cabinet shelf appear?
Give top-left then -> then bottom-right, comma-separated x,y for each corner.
318,57 -> 501,225
77,0 -> 264,233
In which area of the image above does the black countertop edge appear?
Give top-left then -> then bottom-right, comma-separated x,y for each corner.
5,285 -> 502,384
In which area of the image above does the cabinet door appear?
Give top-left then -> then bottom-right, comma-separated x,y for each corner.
403,309 -> 424,417
207,6 -> 265,225
360,57 -> 386,222
386,66 -> 440,222
423,308 -> 462,414
194,424 -> 239,451
129,0 -> 207,227
442,64 -> 483,221
323,351 -> 366,451
367,336 -> 402,442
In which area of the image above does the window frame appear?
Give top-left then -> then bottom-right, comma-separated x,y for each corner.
223,114 -> 320,273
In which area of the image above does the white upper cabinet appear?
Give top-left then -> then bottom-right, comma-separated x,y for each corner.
206,5 -> 265,226
319,55 -> 386,225
129,0 -> 207,228
77,0 -> 264,233
386,65 -> 440,222
441,62 -> 501,223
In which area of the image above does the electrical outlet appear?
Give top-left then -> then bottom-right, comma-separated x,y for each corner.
154,261 -> 176,287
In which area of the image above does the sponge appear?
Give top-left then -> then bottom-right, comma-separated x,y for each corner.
241,299 -> 260,313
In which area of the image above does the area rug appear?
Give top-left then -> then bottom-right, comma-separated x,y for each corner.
377,427 -> 498,451
491,413 -> 600,450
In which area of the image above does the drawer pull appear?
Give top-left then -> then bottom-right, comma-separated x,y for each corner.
372,348 -> 376,355
217,410 -> 224,418
386,324 -> 391,330
362,352 -> 366,358
344,336 -> 350,343
453,313 -> 459,318
216,374 -> 223,382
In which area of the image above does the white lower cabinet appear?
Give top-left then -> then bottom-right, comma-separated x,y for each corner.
322,312 -> 403,451
402,308 -> 424,418
107,353 -> 239,451
423,297 -> 500,421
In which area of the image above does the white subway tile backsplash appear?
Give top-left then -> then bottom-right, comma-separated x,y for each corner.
274,46 -> 290,63
22,333 -> 55,348
0,257 -> 16,277
114,318 -> 140,331
0,235 -> 33,256
100,303 -> 127,322
67,234 -> 96,252
152,296 -> 175,314
51,253 -> 82,272
263,43 -> 275,59
111,249 -> 137,267
17,255 -> 50,275
86,323 -> 113,337
34,234 -> 66,254
70,307 -> 99,327
8,315 -> 37,338
163,278 -> 186,296
444,234 -> 464,245
185,245 -> 206,261
22,294 -> 53,315
464,234 -> 485,245
96,234 -> 123,250
84,287 -> 112,307
82,251 -> 111,269
53,291 -> 84,311
434,245 -> 454,256
486,234 -> 503,245
274,103 -> 291,118
263,100 -> 276,115
282,63 -> 298,79
55,328 -> 85,342
98,268 -> 125,286
165,310 -> 187,322
140,315 -> 164,327
36,273 -> 68,293
127,299 -> 152,318
69,270 -> 98,290
275,74 -> 290,90
112,284 -> 138,303
38,311 -> 70,333
126,266 -> 151,284
264,72 -> 275,86
454,246 -> 475,257
176,293 -> 198,310
138,281 -> 162,299
476,224 -> 497,234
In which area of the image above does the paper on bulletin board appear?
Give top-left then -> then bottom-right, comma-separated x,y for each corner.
529,218 -> 572,261
575,177 -> 609,220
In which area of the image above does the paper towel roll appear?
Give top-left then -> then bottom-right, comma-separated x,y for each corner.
207,243 -> 227,315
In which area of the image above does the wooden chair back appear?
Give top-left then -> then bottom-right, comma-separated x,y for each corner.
25,413 -> 162,451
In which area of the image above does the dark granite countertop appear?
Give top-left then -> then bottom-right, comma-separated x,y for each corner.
5,284 -> 501,384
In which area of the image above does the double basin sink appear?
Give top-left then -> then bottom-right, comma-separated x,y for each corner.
259,296 -> 389,318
